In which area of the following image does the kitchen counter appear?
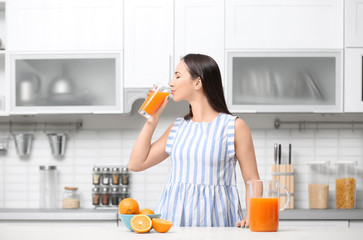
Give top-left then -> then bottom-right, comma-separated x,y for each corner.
0,225 -> 361,240
0,208 -> 117,221
0,208 -> 362,221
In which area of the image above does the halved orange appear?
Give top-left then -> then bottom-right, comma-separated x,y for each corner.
152,218 -> 173,233
139,208 -> 155,214
130,214 -> 152,233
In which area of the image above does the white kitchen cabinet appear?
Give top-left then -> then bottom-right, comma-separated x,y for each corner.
0,1 -> 6,115
6,0 -> 123,52
226,51 -> 343,113
174,0 -> 225,82
344,48 -> 363,112
8,52 -> 123,114
225,0 -> 344,49
124,0 -> 173,89
345,0 -> 363,47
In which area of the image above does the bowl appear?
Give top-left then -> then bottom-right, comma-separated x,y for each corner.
119,213 -> 161,231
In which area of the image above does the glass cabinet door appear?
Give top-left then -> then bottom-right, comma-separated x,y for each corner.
10,53 -> 121,114
226,51 -> 342,113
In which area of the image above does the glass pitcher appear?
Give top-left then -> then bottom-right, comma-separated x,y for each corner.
248,179 -> 290,232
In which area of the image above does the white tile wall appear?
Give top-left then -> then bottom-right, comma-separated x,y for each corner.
0,124 -> 362,211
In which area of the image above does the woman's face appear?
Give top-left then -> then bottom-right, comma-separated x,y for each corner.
169,60 -> 197,102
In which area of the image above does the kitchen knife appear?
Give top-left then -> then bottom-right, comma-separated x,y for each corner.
274,143 -> 278,165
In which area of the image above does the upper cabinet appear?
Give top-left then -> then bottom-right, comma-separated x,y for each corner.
225,0 -> 344,49
124,0 -> 173,89
226,51 -> 343,113
345,0 -> 363,47
344,49 -> 363,112
0,1 -> 5,115
174,0 -> 224,81
7,0 -> 123,52
9,53 -> 122,114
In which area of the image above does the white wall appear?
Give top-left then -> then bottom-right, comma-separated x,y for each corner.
0,100 -> 362,210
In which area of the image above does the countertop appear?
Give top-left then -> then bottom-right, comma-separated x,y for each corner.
0,225 -> 362,240
0,208 -> 362,221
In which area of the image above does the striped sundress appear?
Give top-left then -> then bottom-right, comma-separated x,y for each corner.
154,113 -> 243,227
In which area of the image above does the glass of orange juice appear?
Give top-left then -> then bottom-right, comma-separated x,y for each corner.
138,83 -> 172,119
248,179 -> 290,232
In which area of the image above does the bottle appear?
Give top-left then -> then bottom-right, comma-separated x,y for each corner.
308,161 -> 329,209
101,167 -> 111,185
92,187 -> 101,206
111,167 -> 120,185
111,187 -> 120,206
121,167 -> 129,185
120,186 -> 129,201
62,186 -> 80,209
334,161 -> 357,209
101,187 -> 110,206
39,165 -> 58,209
92,167 -> 101,185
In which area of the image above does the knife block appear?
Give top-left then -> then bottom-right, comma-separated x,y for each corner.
272,164 -> 294,209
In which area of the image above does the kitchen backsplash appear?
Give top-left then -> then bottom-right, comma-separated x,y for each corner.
0,121 -> 362,210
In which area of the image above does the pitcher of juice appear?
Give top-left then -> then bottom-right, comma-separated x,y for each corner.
248,179 -> 290,232
138,83 -> 172,119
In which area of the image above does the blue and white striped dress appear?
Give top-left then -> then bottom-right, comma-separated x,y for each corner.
154,113 -> 243,227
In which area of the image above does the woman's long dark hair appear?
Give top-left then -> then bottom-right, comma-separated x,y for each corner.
182,54 -> 231,120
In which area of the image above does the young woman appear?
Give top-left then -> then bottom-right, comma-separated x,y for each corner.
128,54 -> 260,227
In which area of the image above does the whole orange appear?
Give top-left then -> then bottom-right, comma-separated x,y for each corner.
118,198 -> 140,214
152,218 -> 173,233
139,208 -> 155,214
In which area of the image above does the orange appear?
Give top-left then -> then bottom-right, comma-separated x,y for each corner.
118,198 -> 140,214
139,208 -> 155,214
130,214 -> 152,233
152,218 -> 173,233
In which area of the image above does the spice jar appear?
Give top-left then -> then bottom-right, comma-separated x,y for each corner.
92,167 -> 101,185
92,187 -> 101,206
111,167 -> 120,185
101,167 -> 111,185
308,161 -> 330,209
120,186 -> 129,201
62,186 -> 80,209
334,161 -> 357,209
101,187 -> 110,206
111,187 -> 120,206
121,167 -> 129,185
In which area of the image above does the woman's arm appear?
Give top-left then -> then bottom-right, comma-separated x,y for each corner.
234,117 -> 260,228
128,99 -> 171,172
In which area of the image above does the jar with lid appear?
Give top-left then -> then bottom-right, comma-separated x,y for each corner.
111,167 -> 120,185
120,186 -> 129,201
111,187 -> 120,206
308,161 -> 330,209
39,165 -> 58,209
92,167 -> 101,185
334,161 -> 357,209
92,187 -> 101,206
62,186 -> 80,209
121,167 -> 129,185
101,167 -> 111,185
101,187 -> 110,206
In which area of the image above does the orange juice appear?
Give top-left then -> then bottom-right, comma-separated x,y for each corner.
139,91 -> 170,117
249,197 -> 279,232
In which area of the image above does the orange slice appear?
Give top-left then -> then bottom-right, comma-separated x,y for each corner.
152,218 -> 173,233
139,208 -> 155,214
130,215 -> 152,233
